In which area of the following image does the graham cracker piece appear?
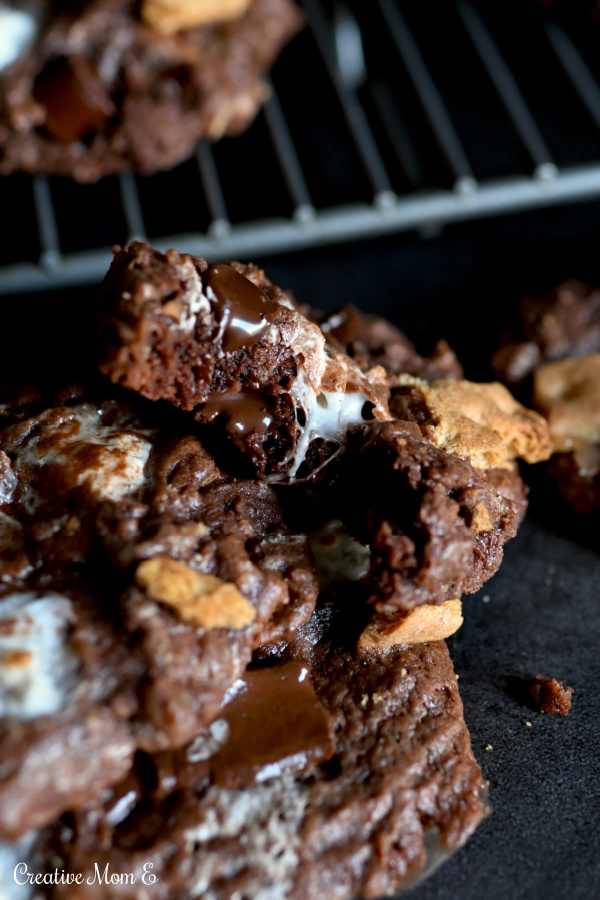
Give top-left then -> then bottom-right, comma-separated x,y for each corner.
142,0 -> 251,34
397,376 -> 551,469
533,353 -> 600,451
358,599 -> 463,650
136,557 -> 256,630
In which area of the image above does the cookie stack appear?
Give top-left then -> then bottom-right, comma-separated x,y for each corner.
0,243 -> 552,898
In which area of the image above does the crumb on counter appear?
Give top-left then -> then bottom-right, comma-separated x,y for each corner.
530,674 -> 573,716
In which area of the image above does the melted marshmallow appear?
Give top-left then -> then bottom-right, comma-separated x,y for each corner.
76,431 -> 152,502
0,592 -> 78,720
0,6 -> 37,72
170,262 -> 211,333
16,406 -> 152,508
288,370 -> 372,478
309,519 -> 371,589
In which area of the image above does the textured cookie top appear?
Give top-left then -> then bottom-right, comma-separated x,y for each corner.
0,383 -> 322,840
46,607 -> 487,900
320,303 -> 464,381
392,376 -> 552,469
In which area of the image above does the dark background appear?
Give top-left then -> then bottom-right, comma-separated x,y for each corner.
3,199 -> 600,900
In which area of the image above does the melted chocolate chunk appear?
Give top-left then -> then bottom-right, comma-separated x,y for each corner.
203,264 -> 279,352
33,55 -> 115,143
210,660 -> 336,789
198,390 -> 277,452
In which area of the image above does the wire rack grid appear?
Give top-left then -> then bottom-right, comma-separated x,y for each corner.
4,0 -> 600,293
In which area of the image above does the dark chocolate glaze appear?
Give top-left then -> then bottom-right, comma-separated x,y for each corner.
210,660 -> 336,789
203,263 -> 279,353
198,390 -> 277,452
33,56 -> 115,143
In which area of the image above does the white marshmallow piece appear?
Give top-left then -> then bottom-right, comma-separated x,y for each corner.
0,6 -> 37,73
16,407 -> 153,508
76,430 -> 152,502
0,592 -> 78,720
289,369 -> 373,478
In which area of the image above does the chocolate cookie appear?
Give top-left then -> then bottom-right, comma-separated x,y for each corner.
319,303 -> 464,382
532,353 -> 600,514
97,243 -> 551,625
491,278 -> 600,515
491,279 -> 600,387
324,417 -> 531,614
0,0 -> 301,181
0,384 -> 319,837
97,243 -> 390,480
0,249 -> 553,896
34,599 -> 487,900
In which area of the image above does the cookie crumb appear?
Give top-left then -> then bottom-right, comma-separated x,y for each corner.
485,744 -> 493,751
530,674 -> 573,715
525,721 -> 532,727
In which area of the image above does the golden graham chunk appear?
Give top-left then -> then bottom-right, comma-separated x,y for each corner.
358,599 -> 464,650
142,0 -> 252,33
533,353 -> 600,451
136,557 -> 256,629
396,376 -> 552,470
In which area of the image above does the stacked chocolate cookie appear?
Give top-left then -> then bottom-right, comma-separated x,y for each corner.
0,244 -> 552,899
0,0 -> 301,181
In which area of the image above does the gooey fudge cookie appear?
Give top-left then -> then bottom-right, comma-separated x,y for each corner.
36,599 -> 487,900
341,378 -> 547,615
0,0 -> 301,181
97,242 -> 550,631
0,254 -> 537,899
0,384 -> 319,838
97,242 -> 390,480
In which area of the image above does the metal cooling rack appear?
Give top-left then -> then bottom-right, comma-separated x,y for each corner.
4,0 -> 600,293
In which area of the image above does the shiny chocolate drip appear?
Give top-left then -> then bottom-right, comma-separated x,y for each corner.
198,391 -> 276,451
33,55 -> 115,143
202,264 -> 278,352
210,661 -> 336,789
